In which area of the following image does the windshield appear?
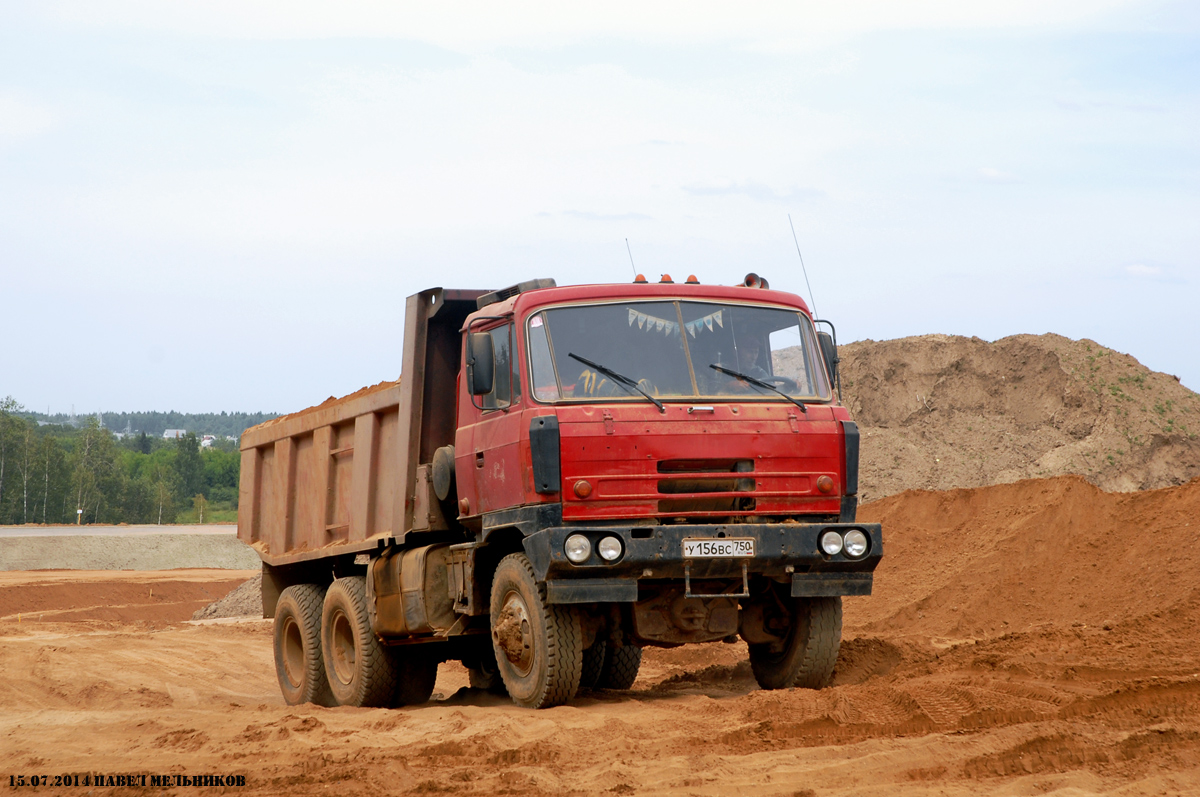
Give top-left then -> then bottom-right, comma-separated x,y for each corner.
526,300 -> 832,403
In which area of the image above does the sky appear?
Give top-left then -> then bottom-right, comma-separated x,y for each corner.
2,1 -> 1197,415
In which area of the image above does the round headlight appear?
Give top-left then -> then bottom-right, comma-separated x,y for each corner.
820,530 -> 844,556
597,536 -> 623,561
843,529 -> 869,558
564,534 -> 591,563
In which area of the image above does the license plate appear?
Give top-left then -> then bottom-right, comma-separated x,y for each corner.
682,538 -> 755,558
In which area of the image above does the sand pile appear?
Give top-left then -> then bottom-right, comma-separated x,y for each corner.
840,333 -> 1200,500
854,474 -> 1200,640
191,576 -> 261,620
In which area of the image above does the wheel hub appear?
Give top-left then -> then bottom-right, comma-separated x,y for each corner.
330,609 -> 356,685
281,616 -> 305,688
493,591 -> 534,675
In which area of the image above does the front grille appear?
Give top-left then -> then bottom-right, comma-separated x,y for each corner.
657,477 -> 756,494
657,459 -> 753,474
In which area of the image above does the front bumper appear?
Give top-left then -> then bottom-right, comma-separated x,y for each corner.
521,522 -> 882,604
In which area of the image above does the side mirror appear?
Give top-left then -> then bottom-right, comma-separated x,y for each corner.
467,332 -> 495,396
817,330 -> 839,387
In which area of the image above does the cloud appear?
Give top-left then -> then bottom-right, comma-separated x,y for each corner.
1125,263 -> 1163,277
42,1 -> 1143,51
562,210 -> 653,221
978,167 -> 1018,183
0,94 -> 56,145
683,181 -> 825,203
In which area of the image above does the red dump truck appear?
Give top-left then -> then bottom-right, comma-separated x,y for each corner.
238,275 -> 881,709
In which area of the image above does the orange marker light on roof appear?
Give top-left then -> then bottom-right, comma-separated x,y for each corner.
633,274 -> 647,283
685,275 -> 699,284
659,274 -> 674,284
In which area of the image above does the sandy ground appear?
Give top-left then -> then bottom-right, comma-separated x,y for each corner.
3,477 -> 1199,795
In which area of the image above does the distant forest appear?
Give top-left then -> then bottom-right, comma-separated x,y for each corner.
0,398 -> 278,525
29,410 -> 279,439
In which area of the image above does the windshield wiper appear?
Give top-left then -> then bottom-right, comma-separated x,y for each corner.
709,364 -> 807,413
568,353 -> 666,413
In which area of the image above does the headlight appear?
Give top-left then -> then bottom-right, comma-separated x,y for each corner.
565,534 -> 591,563
597,536 -> 623,561
843,529 -> 869,558
820,530 -> 844,556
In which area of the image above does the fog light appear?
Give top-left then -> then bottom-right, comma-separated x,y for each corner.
843,529 -> 869,558
820,530 -> 844,556
816,475 -> 835,494
597,536 -> 623,561
573,479 -> 593,499
565,534 -> 591,563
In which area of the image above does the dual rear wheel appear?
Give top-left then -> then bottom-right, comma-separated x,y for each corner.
273,578 -> 437,708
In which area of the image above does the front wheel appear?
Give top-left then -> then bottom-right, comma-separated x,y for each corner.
749,596 -> 842,690
489,553 -> 583,708
581,639 -> 643,690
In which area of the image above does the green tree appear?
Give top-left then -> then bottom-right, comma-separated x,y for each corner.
173,432 -> 203,502
35,435 -> 70,524
193,493 -> 208,524
0,396 -> 23,522
70,419 -> 121,523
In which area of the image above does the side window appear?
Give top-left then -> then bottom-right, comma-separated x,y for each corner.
528,313 -> 559,400
482,324 -> 518,411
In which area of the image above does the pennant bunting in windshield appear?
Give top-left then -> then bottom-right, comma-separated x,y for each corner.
683,309 -> 723,337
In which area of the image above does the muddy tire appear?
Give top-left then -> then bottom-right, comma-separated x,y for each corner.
581,639 -> 642,690
489,553 -> 582,708
579,640 -> 607,689
749,596 -> 842,690
321,576 -> 397,707
390,648 -> 438,707
273,584 -> 335,707
595,644 -> 642,690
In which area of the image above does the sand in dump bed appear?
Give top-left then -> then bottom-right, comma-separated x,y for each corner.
3,475 -> 1200,795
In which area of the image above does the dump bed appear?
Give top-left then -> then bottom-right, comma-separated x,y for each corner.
237,380 -> 406,565
237,288 -> 485,567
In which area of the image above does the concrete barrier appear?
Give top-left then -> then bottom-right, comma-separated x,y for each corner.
0,525 -> 262,571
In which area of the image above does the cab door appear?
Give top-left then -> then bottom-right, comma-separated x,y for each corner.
454,321 -> 526,516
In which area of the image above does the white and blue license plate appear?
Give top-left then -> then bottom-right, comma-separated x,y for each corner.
682,538 -> 755,558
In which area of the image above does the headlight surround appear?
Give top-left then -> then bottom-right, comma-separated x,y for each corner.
820,530 -> 844,556
597,536 -> 623,562
843,529 -> 869,558
564,534 -> 592,563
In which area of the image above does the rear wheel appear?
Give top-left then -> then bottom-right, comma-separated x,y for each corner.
489,553 -> 582,708
321,576 -> 397,707
273,584 -> 335,707
749,596 -> 842,690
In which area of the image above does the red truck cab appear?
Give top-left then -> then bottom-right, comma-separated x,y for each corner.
443,277 -> 880,705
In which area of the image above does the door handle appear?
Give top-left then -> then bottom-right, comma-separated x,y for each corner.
475,451 -> 485,468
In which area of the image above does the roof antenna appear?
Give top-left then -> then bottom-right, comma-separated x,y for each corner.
625,238 -> 638,278
788,214 -> 818,319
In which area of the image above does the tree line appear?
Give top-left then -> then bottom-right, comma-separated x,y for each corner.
29,409 -> 277,439
0,397 -> 243,525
